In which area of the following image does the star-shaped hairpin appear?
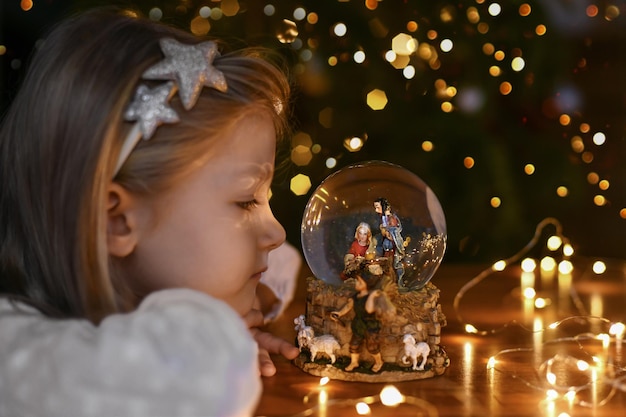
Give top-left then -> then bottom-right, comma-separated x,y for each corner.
142,38 -> 228,110
124,81 -> 180,139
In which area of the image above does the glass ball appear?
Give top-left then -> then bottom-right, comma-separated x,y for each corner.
301,161 -> 447,290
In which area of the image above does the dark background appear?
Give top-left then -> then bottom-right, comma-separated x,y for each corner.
1,0 -> 625,263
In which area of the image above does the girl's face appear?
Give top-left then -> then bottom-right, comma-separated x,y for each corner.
357,228 -> 369,245
124,112 -> 285,315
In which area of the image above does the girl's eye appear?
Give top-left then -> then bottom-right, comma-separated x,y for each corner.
237,200 -> 259,210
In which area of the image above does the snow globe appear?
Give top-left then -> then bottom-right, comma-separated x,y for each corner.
294,161 -> 450,382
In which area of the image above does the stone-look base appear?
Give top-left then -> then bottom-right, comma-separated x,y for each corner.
294,353 -> 448,382
294,269 -> 450,382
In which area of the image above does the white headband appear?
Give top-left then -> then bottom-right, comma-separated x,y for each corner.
114,37 -> 228,176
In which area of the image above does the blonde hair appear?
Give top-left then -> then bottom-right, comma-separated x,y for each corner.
0,8 -> 291,321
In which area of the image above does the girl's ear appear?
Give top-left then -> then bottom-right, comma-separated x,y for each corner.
106,183 -> 140,257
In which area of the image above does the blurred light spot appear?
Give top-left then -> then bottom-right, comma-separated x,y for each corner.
427,30 -> 438,40
290,174 -> 311,196
467,7 -> 480,24
535,298 -> 548,309
581,151 -> 594,163
149,7 -> 163,20
325,158 -> 337,169
440,39 -> 453,52
490,197 -> 501,208
422,141 -> 433,152
457,87 -> 485,113
477,22 -> 489,34
300,49 -> 312,61
511,57 -> 525,71
620,208 -> 626,219
493,260 -> 506,271
403,65 -> 416,79
356,401 -> 371,415
293,7 -> 306,21
365,0 -> 378,10
494,50 -> 505,61
598,180 -> 609,190
221,0 -> 240,16
199,6 -> 212,18
392,33 -> 418,55
319,107 -> 333,128
592,132 -> 606,145
440,5 -> 455,22
559,114 -> 571,126
593,195 -> 606,206
390,54 -> 410,69
277,19 -> 298,44
328,56 -> 338,66
521,258 -> 536,272
563,244 -> 574,256
547,236 -> 562,251
499,82 -> 512,95
536,24 -> 547,35
489,66 -> 502,76
464,157 -> 475,169
605,5 -> 620,21
21,0 -> 33,11
579,123 -> 590,133
210,7 -> 223,19
407,21 -> 418,32
292,132 -> 312,148
291,145 -> 312,166
541,256 -> 556,271
441,101 -> 453,112
559,260 -> 573,274
263,4 -> 275,16
344,136 -> 364,152
190,16 -> 210,35
483,43 -> 495,55
556,186 -> 568,197
519,3 -> 531,16
587,172 -> 599,184
353,50 -> 366,63
366,89 -> 388,110
333,22 -> 347,37
592,261 -> 606,274
570,136 -> 584,153
311,144 -> 321,154
488,3 -> 502,16
380,386 -> 403,406
524,164 -> 535,175
587,5 -> 599,17
307,12 -> 318,24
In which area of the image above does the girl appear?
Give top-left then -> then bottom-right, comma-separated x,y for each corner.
0,7 -> 298,417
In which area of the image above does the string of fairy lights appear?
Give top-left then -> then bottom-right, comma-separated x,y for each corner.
454,217 -> 626,414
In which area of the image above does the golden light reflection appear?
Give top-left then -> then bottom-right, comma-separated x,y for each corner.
556,186 -> 568,197
570,136 -> 584,152
587,172 -> 599,184
464,157 -> 475,169
290,174 -> 311,196
489,65 -> 501,76
524,164 -> 535,175
519,4 -> 531,16
221,0 -> 239,16
536,24 -> 547,36
406,21 -> 418,32
490,197 -> 501,208
392,33 -> 418,55
593,195 -> 606,206
422,141 -> 434,152
499,82 -> 512,95
366,89 -> 388,110
379,385 -> 403,406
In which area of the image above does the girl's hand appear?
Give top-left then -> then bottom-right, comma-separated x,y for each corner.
243,309 -> 299,377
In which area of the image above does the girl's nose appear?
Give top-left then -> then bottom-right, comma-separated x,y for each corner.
262,211 -> 286,251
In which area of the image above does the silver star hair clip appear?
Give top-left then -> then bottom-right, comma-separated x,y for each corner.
114,38 -> 228,175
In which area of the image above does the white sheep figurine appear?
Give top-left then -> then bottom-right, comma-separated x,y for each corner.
401,333 -> 430,371
293,315 -> 341,363
305,333 -> 341,364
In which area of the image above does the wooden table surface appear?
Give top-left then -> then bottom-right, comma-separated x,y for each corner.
256,259 -> 626,417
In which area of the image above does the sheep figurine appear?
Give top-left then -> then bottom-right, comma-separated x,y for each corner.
401,333 -> 430,371
305,333 -> 341,364
294,315 -> 314,352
